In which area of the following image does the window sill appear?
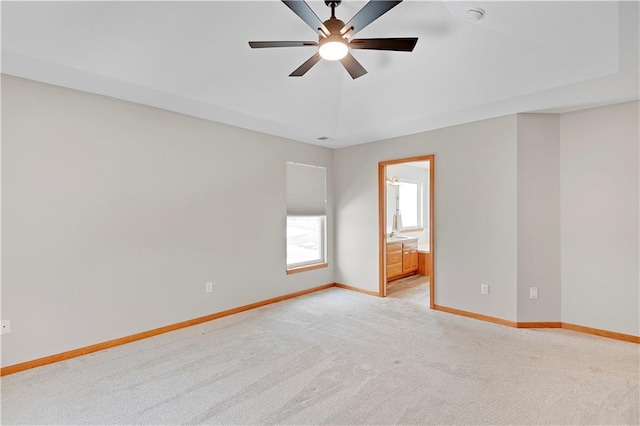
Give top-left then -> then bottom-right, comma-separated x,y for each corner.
286,262 -> 328,275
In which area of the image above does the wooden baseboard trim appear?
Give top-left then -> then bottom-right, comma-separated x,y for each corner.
433,304 -> 517,328
561,323 -> 640,344
434,305 -> 638,344
517,322 -> 562,328
4,285 -> 637,376
0,283 -> 335,377
333,283 -> 381,297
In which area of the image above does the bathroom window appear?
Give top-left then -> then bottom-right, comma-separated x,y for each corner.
286,162 -> 327,273
398,179 -> 422,229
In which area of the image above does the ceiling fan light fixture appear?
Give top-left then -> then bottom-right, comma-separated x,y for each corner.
386,176 -> 401,186
319,36 -> 348,61
249,0 -> 417,78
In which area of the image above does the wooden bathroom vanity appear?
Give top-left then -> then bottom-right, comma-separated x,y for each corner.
386,237 -> 419,281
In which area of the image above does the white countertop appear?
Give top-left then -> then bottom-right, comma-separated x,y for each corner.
386,236 -> 418,244
386,236 -> 430,252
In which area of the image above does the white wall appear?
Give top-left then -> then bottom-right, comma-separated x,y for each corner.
335,115 -> 519,321
560,101 -> 639,335
517,114 -> 561,322
1,75 -> 334,367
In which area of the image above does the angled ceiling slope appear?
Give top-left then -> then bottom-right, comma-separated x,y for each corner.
2,1 -> 638,148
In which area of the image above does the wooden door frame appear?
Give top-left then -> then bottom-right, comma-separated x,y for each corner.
378,154 -> 435,308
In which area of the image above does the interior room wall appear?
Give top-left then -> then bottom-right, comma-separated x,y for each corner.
3,76 -> 637,370
560,101 -> 639,336
516,114 -> 561,322
334,115 -> 519,321
1,75 -> 335,367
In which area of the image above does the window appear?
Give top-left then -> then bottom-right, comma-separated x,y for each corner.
286,162 -> 327,272
286,216 -> 324,266
398,179 -> 422,229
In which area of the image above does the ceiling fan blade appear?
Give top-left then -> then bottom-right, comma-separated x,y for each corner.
249,41 -> 318,48
340,52 -> 368,79
341,1 -> 402,38
282,1 -> 329,36
290,52 -> 322,77
349,37 -> 417,51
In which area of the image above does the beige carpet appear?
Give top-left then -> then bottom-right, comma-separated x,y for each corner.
1,287 -> 638,425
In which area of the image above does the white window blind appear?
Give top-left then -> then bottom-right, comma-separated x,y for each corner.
287,162 -> 326,216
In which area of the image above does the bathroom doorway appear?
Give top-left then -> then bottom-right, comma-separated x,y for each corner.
378,155 -> 434,307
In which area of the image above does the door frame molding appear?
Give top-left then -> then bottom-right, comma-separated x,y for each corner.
378,154 -> 435,308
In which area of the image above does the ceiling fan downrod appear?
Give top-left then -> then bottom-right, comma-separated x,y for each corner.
325,0 -> 341,19
322,1 -> 346,38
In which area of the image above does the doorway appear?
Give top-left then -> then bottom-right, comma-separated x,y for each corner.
378,155 -> 434,308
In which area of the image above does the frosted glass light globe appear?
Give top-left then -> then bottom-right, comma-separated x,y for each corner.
319,39 -> 348,61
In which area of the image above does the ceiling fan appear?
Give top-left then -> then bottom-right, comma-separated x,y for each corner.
249,0 -> 418,79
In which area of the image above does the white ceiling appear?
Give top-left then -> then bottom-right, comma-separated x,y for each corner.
2,1 -> 638,148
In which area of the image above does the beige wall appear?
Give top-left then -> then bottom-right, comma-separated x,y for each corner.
517,114 -> 561,322
2,76 -> 638,368
1,75 -> 335,367
334,103 -> 639,334
560,101 -> 639,335
334,115 -> 519,321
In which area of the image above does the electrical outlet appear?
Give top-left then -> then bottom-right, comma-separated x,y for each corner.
205,282 -> 213,293
530,287 -> 538,299
1,320 -> 11,335
480,284 -> 489,295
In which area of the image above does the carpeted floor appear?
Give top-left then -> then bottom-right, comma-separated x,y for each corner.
1,287 -> 638,425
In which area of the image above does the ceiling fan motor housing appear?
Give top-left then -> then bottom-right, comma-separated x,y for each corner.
322,17 -> 347,38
